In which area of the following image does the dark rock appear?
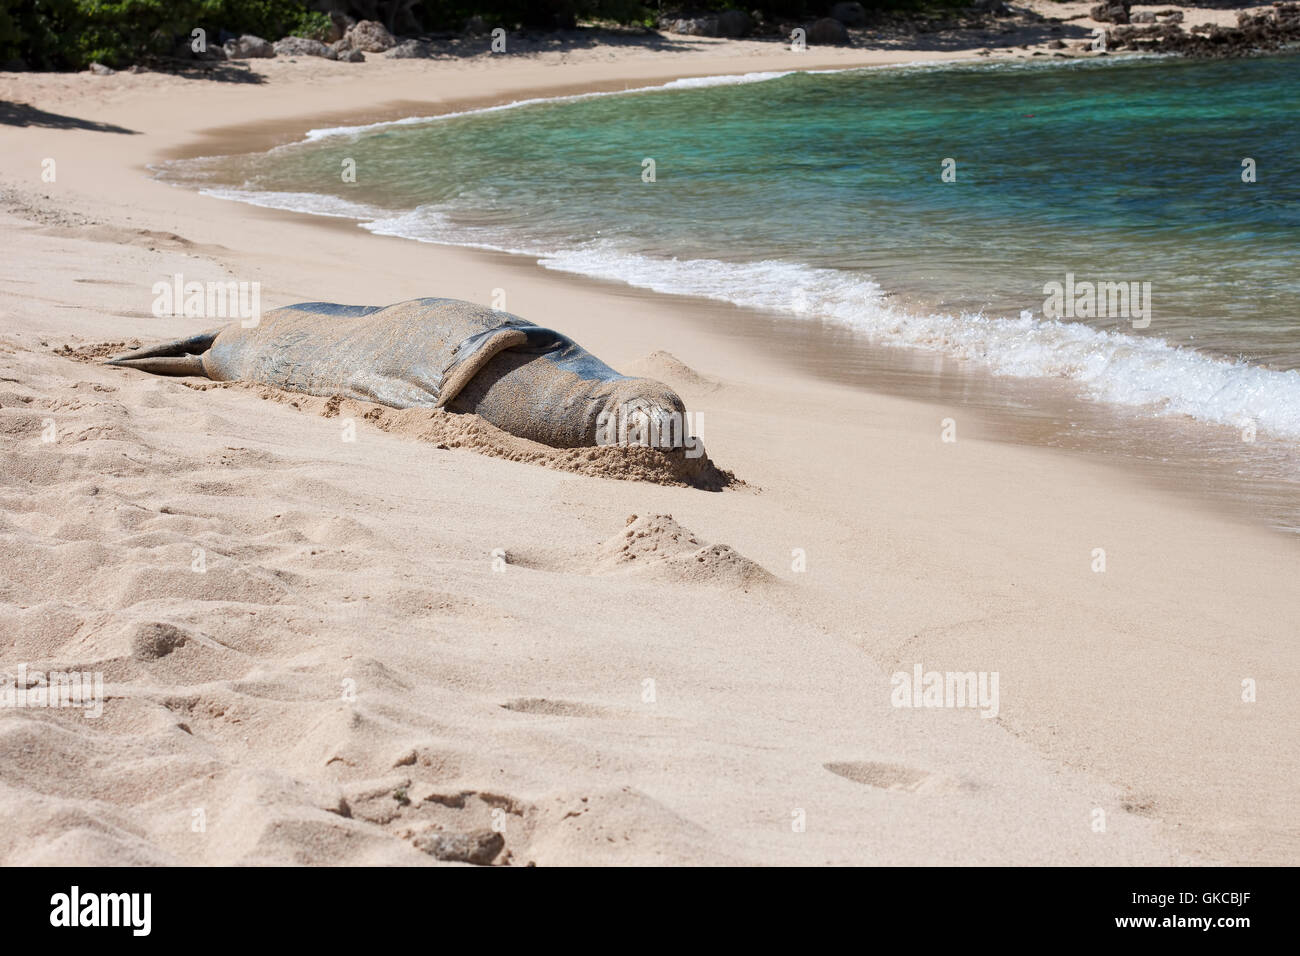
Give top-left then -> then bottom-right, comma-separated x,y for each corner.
1105,2 -> 1300,56
1131,12 -> 1156,23
273,37 -> 336,59
669,17 -> 720,37
224,35 -> 276,59
326,14 -> 351,43
809,17 -> 850,44
1090,2 -> 1131,24
830,2 -> 868,27
414,829 -> 503,865
717,10 -> 753,37
337,48 -> 365,63
342,20 -> 396,53
387,39 -> 431,58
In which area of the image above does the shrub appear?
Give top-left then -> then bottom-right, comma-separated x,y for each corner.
289,10 -> 335,41
0,0 -> 309,69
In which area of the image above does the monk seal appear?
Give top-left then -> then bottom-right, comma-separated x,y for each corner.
106,297 -> 692,451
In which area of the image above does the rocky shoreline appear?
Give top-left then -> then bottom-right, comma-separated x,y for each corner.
1100,3 -> 1300,56
39,1 -> 1300,75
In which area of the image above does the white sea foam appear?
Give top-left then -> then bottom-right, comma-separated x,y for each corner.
535,246 -> 1300,440
198,187 -> 390,220
299,70 -> 803,143
358,206 -> 1300,441
293,56 -> 1138,145
659,70 -> 796,89
294,57 -> 1127,145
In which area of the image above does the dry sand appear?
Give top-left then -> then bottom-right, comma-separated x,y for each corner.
0,16 -> 1296,865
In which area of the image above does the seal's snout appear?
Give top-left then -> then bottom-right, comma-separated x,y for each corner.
596,379 -> 692,452
627,400 -> 686,450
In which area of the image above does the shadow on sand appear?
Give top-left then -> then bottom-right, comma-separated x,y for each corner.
0,101 -> 138,134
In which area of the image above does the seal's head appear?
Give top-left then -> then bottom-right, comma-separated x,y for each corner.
444,330 -> 696,451
593,378 -> 691,452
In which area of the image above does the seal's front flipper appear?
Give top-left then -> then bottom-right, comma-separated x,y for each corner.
105,330 -> 221,377
434,325 -> 564,408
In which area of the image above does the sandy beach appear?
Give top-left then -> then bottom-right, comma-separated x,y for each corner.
1,16 -> 1296,866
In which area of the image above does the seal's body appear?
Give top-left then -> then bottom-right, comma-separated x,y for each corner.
106,298 -> 688,449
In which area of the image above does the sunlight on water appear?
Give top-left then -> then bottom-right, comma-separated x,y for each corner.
159,54 -> 1300,447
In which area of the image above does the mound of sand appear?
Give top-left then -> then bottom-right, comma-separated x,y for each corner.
591,513 -> 774,591
56,341 -> 142,363
179,378 -> 744,491
622,351 -> 720,393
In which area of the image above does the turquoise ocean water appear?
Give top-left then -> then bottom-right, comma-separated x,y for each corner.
158,53 -> 1300,465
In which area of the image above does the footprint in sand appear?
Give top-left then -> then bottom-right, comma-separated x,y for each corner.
823,761 -> 935,793
500,697 -> 612,718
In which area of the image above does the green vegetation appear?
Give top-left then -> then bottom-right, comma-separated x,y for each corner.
0,1 -> 975,71
1,1 -> 309,69
288,10 -> 335,41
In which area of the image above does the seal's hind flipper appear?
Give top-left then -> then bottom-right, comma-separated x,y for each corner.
105,354 -> 209,376
105,330 -> 221,377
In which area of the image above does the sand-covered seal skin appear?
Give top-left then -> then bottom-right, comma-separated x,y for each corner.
105,297 -> 689,449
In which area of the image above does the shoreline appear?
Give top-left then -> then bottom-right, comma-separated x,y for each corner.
1,34 -> 1296,865
156,54 -> 1300,538
155,54 -> 989,164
